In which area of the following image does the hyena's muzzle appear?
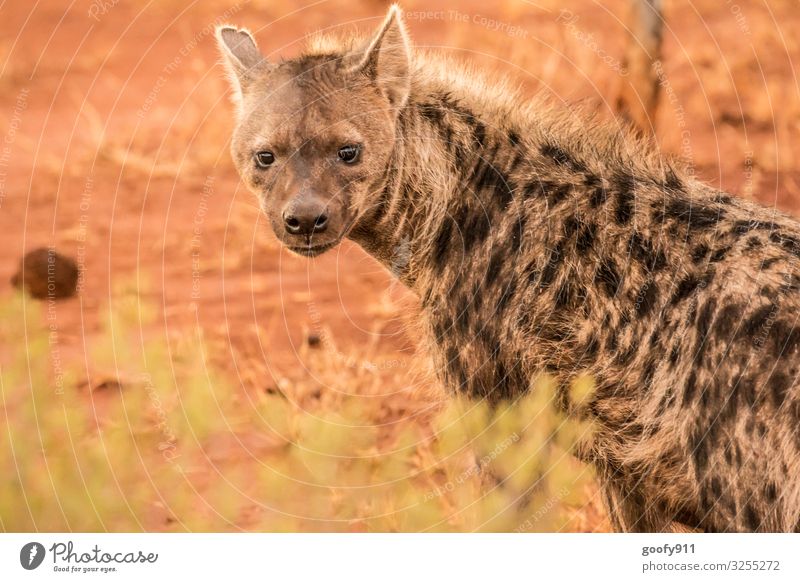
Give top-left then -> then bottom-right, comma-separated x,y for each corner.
279,189 -> 345,257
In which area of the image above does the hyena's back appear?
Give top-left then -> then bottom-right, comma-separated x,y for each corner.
420,126 -> 800,531
574,188 -> 800,532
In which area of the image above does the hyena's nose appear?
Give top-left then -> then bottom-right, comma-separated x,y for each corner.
283,200 -> 328,236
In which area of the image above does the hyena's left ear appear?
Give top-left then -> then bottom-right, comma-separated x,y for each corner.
351,5 -> 411,109
216,26 -> 264,107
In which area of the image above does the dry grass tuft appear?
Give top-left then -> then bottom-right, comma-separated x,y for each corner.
0,290 -> 600,532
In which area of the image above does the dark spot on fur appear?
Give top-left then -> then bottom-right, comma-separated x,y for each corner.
445,345 -> 467,389
735,373 -> 758,408
691,429 -> 709,477
629,232 -> 667,271
584,174 -> 601,188
710,247 -> 729,262
771,319 -> 800,357
554,278 -> 577,310
563,215 -> 580,239
484,247 -> 505,287
472,120 -> 486,149
770,231 -> 800,256
683,371 -> 698,404
419,102 -> 445,126
589,186 -> 607,207
524,260 -> 540,286
540,143 -> 586,172
614,182 -> 634,225
780,277 -> 800,293
734,220 -> 775,235
697,298 -> 717,340
432,217 -> 453,268
507,150 -> 525,174
596,259 -> 622,297
605,330 -> 618,353
767,371 -> 792,408
550,183 -> 572,205
669,343 -> 681,367
744,504 -> 761,530
583,334 -> 599,360
656,388 -> 675,415
432,317 -> 448,344
539,240 -> 565,288
743,304 -> 774,337
616,344 -> 637,366
468,148 -> 514,209
620,309 -> 632,329
454,296 -> 471,336
692,243 -> 709,263
576,223 -> 596,255
458,206 -> 492,252
437,93 -> 487,153
724,446 -> 733,465
761,257 -> 780,269
662,198 -> 725,232
714,303 -> 742,339
635,281 -> 659,318
746,236 -> 763,249
522,179 -> 554,199
496,279 -> 517,314
710,476 -> 722,497
694,329 -> 712,367
671,274 -> 702,305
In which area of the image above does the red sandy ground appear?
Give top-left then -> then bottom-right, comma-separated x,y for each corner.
1,0 -> 799,531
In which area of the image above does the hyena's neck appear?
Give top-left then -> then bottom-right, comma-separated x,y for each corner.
347,78 -> 718,400
348,86 -> 551,291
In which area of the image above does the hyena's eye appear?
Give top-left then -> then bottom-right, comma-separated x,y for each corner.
254,151 -> 275,168
337,144 -> 361,164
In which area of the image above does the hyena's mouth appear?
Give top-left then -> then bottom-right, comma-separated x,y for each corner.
286,240 -> 340,257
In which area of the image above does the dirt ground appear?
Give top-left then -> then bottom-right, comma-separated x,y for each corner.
2,0 -> 799,531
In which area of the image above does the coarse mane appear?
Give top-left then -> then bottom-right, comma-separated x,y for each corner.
303,28 -> 687,188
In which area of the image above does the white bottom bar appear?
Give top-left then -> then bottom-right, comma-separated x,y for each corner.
1,533 -> 797,581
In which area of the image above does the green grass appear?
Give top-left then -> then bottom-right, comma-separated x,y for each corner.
0,291 -> 595,532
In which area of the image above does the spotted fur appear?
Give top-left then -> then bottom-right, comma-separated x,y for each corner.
218,5 -> 800,532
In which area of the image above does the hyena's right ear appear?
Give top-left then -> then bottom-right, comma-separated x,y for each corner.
216,26 -> 264,107
349,5 -> 411,109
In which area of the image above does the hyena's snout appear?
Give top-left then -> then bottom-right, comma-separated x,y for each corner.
278,193 -> 346,257
282,196 -> 329,237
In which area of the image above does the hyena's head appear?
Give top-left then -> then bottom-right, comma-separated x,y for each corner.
216,6 -> 410,257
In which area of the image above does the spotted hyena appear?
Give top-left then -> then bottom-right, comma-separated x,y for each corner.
216,5 -> 800,532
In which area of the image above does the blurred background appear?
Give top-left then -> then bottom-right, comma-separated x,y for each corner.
1,0 -> 799,532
